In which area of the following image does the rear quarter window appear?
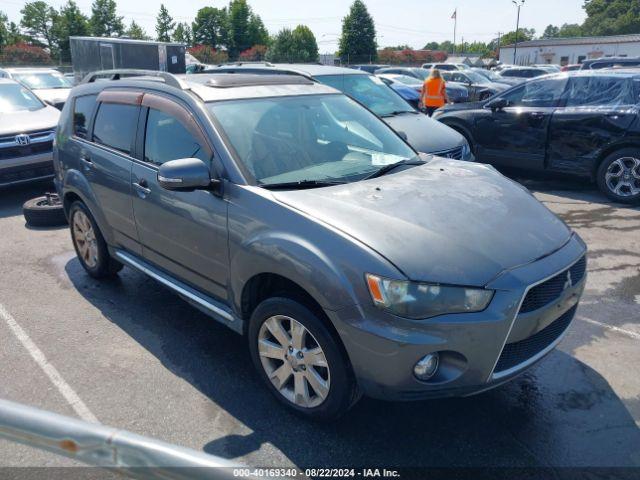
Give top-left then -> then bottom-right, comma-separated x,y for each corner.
73,94 -> 97,139
92,103 -> 139,155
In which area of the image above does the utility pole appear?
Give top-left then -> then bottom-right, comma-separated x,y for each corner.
496,31 -> 502,60
512,0 -> 525,64
452,9 -> 457,54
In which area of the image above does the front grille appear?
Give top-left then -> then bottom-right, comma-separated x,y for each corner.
431,146 -> 464,160
520,256 -> 587,313
494,305 -> 577,373
0,141 -> 53,161
0,129 -> 55,144
0,163 -> 54,185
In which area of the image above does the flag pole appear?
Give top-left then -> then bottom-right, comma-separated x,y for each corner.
453,9 -> 457,54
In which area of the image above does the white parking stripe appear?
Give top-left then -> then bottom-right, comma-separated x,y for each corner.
0,303 -> 99,424
577,315 -> 640,341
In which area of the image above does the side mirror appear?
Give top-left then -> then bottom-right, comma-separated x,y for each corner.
488,98 -> 508,111
396,130 -> 409,141
157,158 -> 220,193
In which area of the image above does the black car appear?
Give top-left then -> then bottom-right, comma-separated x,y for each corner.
580,57 -> 640,70
433,70 -> 640,204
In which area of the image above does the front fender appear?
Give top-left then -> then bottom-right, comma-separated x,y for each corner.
62,168 -> 114,245
229,230 -> 359,314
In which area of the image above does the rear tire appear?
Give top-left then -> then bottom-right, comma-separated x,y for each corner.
596,148 -> 640,204
248,297 -> 359,421
69,201 -> 123,279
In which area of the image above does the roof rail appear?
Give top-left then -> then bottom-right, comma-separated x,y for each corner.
80,69 -> 189,90
216,61 -> 275,67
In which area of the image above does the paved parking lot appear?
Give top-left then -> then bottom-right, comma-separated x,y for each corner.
0,174 -> 639,473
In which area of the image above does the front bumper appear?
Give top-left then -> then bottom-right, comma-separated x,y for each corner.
0,152 -> 54,187
327,234 -> 587,401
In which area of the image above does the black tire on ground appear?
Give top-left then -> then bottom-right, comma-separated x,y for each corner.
23,196 -> 67,227
248,296 -> 359,421
68,201 -> 123,278
596,148 -> 640,205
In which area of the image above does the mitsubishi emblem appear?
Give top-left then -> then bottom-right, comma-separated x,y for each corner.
563,271 -> 573,291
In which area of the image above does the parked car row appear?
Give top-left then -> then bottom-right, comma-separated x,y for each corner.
50,69 -> 588,420
433,69 -> 640,203
0,67 -> 73,109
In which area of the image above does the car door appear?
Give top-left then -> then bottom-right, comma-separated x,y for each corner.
130,92 -> 229,300
473,76 -> 568,170
547,75 -> 639,175
84,90 -> 142,254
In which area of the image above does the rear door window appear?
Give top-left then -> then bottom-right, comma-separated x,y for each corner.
92,103 -> 139,155
73,94 -> 97,139
143,108 -> 210,165
501,77 -> 568,108
566,76 -> 639,107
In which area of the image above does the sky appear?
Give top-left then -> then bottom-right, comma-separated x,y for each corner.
3,0 -> 588,52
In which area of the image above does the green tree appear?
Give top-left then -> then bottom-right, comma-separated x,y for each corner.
500,28 -> 535,46
338,0 -> 377,62
20,2 -> 57,52
0,11 -> 9,50
266,25 -> 317,63
542,24 -> 560,38
423,41 -> 440,50
192,6 -> 228,49
155,4 -> 175,42
53,1 -> 89,62
558,23 -> 582,37
173,22 -> 193,46
7,22 -> 25,45
125,20 -> 149,40
247,13 -> 269,47
90,0 -> 123,37
582,0 -> 640,36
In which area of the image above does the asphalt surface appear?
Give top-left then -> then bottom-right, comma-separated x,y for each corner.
0,174 -> 639,474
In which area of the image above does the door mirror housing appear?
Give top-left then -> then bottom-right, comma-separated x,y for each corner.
488,98 -> 508,111
157,158 -> 219,193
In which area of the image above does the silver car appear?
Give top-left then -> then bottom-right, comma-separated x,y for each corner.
0,68 -> 72,110
0,79 -> 59,188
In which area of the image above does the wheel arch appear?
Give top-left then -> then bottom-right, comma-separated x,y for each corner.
592,141 -> 640,178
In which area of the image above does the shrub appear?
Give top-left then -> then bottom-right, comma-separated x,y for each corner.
188,44 -> 229,65
0,43 -> 52,66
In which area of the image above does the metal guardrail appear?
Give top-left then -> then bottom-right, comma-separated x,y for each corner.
0,398 -> 264,479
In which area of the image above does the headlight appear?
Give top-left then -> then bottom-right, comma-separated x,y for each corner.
365,274 -> 493,319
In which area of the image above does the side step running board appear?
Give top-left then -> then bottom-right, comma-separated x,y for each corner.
114,250 -> 242,333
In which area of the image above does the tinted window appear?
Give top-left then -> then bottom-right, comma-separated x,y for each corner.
92,103 -> 138,154
500,77 -> 567,108
144,109 -> 209,165
73,95 -> 97,139
566,76 -> 639,106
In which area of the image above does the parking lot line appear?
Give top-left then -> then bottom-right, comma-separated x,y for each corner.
0,303 -> 99,424
577,315 -> 640,341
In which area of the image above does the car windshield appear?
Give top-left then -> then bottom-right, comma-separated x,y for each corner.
475,69 -> 502,81
409,69 -> 429,80
315,74 -> 414,116
465,71 -> 491,84
0,83 -> 44,112
207,94 -> 418,187
13,72 -> 72,90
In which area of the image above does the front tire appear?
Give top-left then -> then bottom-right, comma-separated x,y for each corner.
69,201 -> 123,278
248,297 -> 358,421
596,149 -> 640,204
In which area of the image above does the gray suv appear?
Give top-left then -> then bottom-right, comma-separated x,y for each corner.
55,70 -> 587,420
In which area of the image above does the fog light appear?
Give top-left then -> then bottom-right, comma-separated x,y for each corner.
414,353 -> 439,381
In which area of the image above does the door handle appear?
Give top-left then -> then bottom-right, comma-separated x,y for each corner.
133,179 -> 151,197
79,153 -> 93,168
529,111 -> 545,117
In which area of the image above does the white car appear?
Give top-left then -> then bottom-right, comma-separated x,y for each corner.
0,68 -> 72,110
0,79 -> 59,187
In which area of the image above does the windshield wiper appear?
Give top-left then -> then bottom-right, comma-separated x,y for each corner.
380,110 -> 417,118
260,179 -> 346,190
363,159 -> 425,180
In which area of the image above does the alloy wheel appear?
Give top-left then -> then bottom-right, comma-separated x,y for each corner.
605,157 -> 640,197
258,315 -> 330,408
72,210 -> 98,268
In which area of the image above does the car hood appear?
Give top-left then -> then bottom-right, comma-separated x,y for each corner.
32,88 -> 70,105
383,113 -> 465,153
272,158 -> 571,287
0,106 -> 59,136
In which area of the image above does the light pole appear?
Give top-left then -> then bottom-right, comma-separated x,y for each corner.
512,0 -> 525,65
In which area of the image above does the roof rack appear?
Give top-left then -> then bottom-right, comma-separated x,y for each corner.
216,61 -> 275,67
80,69 -> 189,90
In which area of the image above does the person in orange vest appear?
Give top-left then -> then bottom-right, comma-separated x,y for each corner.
420,69 -> 448,117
